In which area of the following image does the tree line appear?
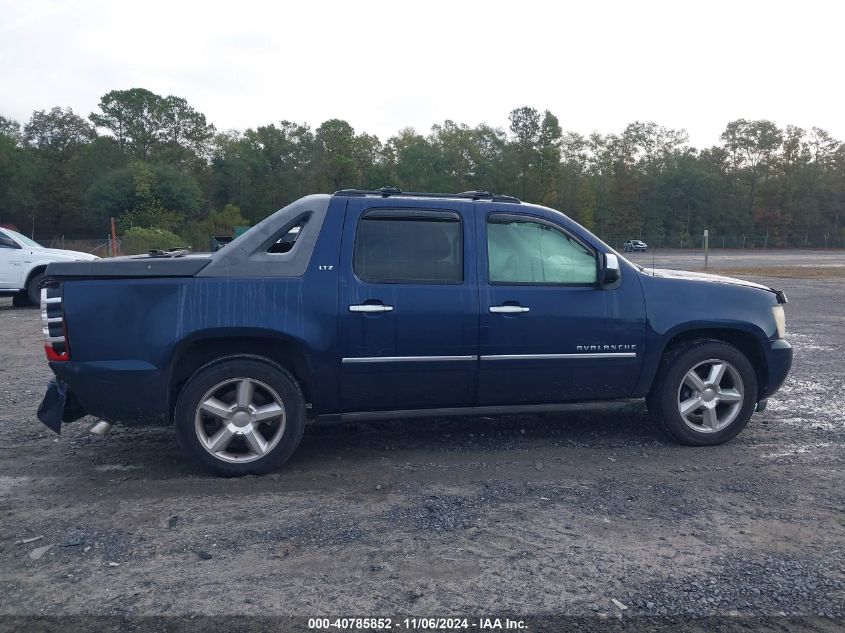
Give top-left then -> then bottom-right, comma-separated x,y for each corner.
1,87 -> 843,251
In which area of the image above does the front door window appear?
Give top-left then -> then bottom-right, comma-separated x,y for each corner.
487,217 -> 597,285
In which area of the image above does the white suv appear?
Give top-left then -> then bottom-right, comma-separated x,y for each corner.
0,228 -> 98,306
623,239 -> 648,252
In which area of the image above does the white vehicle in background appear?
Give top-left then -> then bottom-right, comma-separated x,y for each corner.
0,228 -> 99,306
623,239 -> 648,252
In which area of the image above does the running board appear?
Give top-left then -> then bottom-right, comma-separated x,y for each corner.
316,399 -> 642,423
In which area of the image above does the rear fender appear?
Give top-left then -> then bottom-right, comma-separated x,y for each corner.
167,329 -> 316,421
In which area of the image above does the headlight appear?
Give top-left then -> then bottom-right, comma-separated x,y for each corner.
772,305 -> 786,339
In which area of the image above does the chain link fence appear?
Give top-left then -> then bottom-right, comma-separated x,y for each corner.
44,236 -> 119,257
39,231 -> 845,258
602,232 -> 845,251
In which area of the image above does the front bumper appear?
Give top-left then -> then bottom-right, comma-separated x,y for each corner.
761,338 -> 792,399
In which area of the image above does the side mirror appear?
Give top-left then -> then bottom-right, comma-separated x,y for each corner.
603,253 -> 621,285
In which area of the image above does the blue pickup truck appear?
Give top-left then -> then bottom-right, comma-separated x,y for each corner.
37,188 -> 792,476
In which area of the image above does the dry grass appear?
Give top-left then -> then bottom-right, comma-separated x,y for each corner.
690,266 -> 845,279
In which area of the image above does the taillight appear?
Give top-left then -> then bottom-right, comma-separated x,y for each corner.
41,284 -> 69,362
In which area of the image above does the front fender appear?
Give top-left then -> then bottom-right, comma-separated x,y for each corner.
634,273 -> 779,395
23,260 -> 51,285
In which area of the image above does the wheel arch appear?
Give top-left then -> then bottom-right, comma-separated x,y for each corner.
645,326 -> 768,399
24,264 -> 48,289
167,332 -> 315,423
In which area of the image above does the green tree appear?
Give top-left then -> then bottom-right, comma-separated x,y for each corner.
467,124 -> 507,193
537,110 -> 562,204
86,161 -> 201,232
121,226 -> 185,254
210,121 -> 315,220
0,124 -> 36,228
90,88 -> 164,159
179,203 -> 251,250
22,107 -> 96,237
508,106 -> 540,199
351,133 -> 385,188
159,95 -> 215,155
4,92 -> 845,251
720,119 -> 783,220
388,128 -> 440,191
560,132 -> 590,224
0,116 -> 22,143
24,107 -> 95,155
430,121 -> 475,191
315,119 -> 356,190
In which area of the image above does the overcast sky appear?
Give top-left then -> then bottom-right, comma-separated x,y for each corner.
1,0 -> 843,148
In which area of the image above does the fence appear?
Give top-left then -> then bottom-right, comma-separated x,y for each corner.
40,231 -> 845,258
45,236 -> 119,257
602,232 -> 845,251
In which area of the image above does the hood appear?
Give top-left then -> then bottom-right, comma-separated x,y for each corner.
643,267 -> 787,303
38,247 -> 100,261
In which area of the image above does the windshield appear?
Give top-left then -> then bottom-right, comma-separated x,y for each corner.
4,229 -> 41,249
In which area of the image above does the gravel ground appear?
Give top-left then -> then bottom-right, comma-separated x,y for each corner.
0,251 -> 843,630
626,248 -> 845,270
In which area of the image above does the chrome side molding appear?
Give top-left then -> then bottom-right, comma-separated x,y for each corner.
343,355 -> 476,364
481,353 -> 636,360
341,352 -> 636,364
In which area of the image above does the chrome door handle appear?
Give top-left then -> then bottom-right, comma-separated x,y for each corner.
349,304 -> 394,313
489,305 -> 530,313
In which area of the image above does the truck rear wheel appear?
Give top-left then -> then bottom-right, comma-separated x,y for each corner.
647,340 -> 758,445
174,358 -> 306,476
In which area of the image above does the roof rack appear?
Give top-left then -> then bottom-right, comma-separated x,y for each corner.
333,186 -> 520,204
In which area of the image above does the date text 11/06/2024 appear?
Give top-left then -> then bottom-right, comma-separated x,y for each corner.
307,617 -> 527,630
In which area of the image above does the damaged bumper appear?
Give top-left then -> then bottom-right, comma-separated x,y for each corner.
36,378 -> 86,433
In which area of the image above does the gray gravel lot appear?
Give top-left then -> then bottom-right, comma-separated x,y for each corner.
0,251 -> 843,629
626,248 -> 845,270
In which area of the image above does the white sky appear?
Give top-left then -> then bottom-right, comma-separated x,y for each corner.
1,0 -> 843,148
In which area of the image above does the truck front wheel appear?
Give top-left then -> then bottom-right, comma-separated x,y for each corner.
647,340 -> 758,445
26,271 -> 46,307
174,358 -> 306,476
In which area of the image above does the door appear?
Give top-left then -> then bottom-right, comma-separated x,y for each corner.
0,230 -> 24,289
476,209 -> 645,405
339,199 -> 479,412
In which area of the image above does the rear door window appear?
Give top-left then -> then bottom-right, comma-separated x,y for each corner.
353,210 -> 463,284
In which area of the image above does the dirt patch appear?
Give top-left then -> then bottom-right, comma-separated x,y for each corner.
0,270 -> 843,623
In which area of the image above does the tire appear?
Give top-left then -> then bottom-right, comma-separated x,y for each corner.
12,291 -> 31,307
26,272 -> 45,307
647,339 -> 758,446
174,357 -> 306,476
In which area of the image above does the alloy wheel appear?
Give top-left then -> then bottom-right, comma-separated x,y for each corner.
676,358 -> 745,433
194,378 -> 286,463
